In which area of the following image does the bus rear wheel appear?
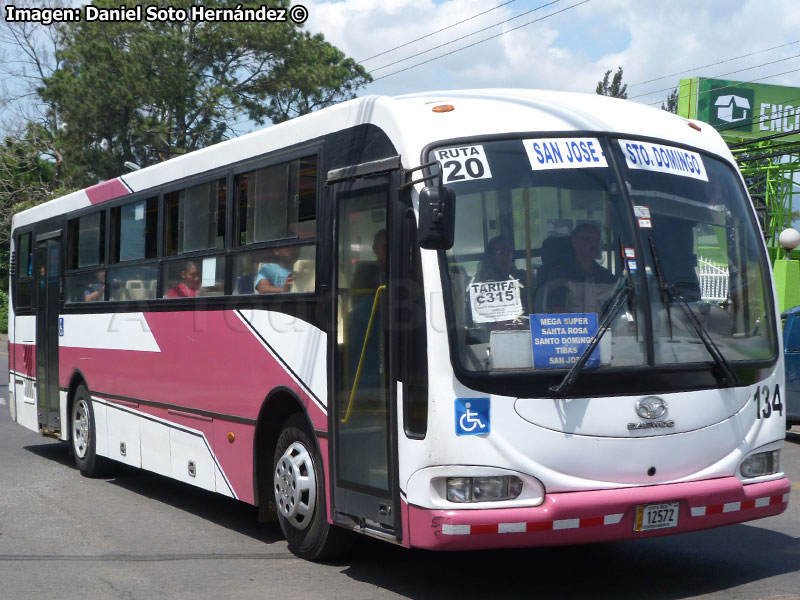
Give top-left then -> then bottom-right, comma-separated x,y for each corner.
273,413 -> 352,560
71,385 -> 111,478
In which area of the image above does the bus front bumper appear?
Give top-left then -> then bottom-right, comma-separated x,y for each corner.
406,476 -> 790,550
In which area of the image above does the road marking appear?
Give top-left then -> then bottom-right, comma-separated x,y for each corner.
792,483 -> 800,491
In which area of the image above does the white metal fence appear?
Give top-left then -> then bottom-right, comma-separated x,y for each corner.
698,256 -> 729,302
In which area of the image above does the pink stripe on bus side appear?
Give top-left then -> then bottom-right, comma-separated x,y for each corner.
85,179 -> 131,205
57,310 -> 328,505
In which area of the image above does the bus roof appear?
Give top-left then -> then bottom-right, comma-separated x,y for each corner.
13,89 -> 733,229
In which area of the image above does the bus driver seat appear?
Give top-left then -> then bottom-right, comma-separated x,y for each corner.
533,236 -> 573,313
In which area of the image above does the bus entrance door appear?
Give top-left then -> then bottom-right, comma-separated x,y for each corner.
328,161 -> 401,539
34,234 -> 62,436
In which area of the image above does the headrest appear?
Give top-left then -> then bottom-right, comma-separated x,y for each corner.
540,236 -> 573,266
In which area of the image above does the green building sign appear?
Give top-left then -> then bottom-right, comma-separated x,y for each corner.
678,77 -> 800,142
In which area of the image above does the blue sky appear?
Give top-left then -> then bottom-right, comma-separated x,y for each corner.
3,0 -> 800,134
303,0 -> 800,108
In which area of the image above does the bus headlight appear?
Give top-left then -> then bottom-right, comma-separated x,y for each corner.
446,476 -> 523,503
739,450 -> 780,478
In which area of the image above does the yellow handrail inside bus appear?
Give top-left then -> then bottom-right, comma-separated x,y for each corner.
342,284 -> 385,424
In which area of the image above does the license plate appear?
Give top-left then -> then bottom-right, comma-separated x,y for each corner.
634,502 -> 679,532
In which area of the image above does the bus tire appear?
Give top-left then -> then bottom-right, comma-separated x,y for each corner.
70,385 -> 111,478
273,413 -> 352,561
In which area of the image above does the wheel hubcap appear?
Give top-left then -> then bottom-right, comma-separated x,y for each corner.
72,399 -> 90,459
274,441 -> 316,530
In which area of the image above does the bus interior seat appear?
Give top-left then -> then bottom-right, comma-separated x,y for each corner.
291,259 -> 315,292
236,273 -> 255,295
109,279 -> 126,301
537,236 -> 573,284
529,236 -> 573,313
125,280 -> 147,300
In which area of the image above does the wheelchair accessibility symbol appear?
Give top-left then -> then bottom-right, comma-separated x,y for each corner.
455,397 -> 490,436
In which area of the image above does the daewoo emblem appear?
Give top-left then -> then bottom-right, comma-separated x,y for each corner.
636,396 -> 668,420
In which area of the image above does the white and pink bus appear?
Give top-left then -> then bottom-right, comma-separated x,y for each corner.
8,89 -> 789,559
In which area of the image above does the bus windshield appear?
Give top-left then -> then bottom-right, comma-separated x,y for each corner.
432,137 -> 776,376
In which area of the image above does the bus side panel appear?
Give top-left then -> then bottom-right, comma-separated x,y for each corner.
211,419 -> 256,503
9,316 -> 38,433
58,310 -> 326,504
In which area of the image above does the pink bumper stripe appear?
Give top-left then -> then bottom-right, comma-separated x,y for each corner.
440,493 -> 788,536
409,477 -> 790,550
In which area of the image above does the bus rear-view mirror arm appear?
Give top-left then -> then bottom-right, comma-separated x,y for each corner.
410,161 -> 456,250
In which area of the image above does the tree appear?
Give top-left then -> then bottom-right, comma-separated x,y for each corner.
0,126 -> 72,291
37,0 -> 372,183
662,88 -> 679,113
596,67 -> 627,99
0,0 -> 372,297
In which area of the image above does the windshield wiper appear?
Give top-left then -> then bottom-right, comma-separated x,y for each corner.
648,236 -> 740,387
550,240 -> 635,397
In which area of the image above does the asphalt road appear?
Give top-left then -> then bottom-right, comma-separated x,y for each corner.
1,342 -> 799,600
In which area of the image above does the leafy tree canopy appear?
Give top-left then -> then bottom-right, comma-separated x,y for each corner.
595,67 -> 627,99
0,125 -> 74,289
39,0 -> 371,183
662,87 -> 679,113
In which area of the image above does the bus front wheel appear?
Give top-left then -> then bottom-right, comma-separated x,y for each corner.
70,385 -> 111,478
273,413 -> 352,560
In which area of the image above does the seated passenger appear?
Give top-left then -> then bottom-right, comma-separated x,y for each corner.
476,236 -> 527,283
167,260 -> 201,298
568,223 -> 615,284
538,223 -> 617,313
473,236 -> 530,320
255,246 -> 299,293
83,271 -> 105,302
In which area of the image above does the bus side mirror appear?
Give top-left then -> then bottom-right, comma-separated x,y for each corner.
418,186 -> 456,250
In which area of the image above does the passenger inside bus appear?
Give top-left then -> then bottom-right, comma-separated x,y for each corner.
167,259 -> 202,298
474,235 -> 530,315
534,223 -> 617,313
83,271 -> 105,302
476,236 -> 527,283
255,246 -> 299,293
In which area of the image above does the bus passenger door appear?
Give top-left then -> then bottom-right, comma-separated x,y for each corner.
35,235 -> 62,435
327,162 -> 401,538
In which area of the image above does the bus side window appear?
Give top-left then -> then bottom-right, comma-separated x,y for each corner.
65,212 -> 107,303
99,197 -> 160,302
15,232 -> 33,309
165,178 -> 227,255
232,245 -> 315,295
162,256 -> 225,298
67,212 -> 105,270
111,198 -> 157,262
232,155 -> 317,295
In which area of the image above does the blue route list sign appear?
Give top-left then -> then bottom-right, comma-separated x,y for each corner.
530,313 -> 599,369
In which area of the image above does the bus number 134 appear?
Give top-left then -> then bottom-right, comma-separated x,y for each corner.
753,384 -> 783,419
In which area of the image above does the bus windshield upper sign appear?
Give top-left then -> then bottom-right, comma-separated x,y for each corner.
523,138 -> 608,171
618,140 -> 708,182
